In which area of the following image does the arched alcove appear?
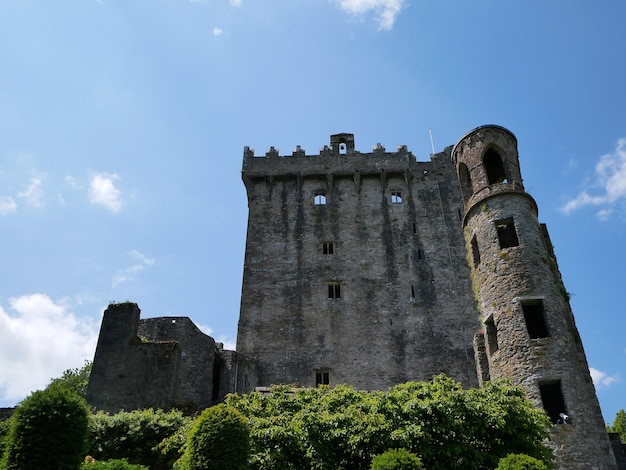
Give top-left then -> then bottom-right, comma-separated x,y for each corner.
483,149 -> 507,184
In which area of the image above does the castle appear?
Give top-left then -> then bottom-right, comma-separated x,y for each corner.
86,125 -> 620,469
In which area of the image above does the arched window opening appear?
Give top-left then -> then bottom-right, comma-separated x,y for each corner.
339,143 -> 347,155
483,149 -> 507,184
458,163 -> 473,203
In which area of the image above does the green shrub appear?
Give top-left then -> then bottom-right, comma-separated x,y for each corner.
88,408 -> 190,470
371,448 -> 424,469
0,415 -> 13,458
496,453 -> 550,470
81,458 -> 148,469
178,404 -> 250,470
2,385 -> 90,470
227,375 -> 553,470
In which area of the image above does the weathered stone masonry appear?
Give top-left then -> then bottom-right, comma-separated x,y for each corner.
87,126 -> 620,469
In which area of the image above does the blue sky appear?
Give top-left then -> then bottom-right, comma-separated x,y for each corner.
1,0 -> 625,423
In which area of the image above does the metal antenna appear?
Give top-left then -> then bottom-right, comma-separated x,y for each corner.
429,128 -> 436,155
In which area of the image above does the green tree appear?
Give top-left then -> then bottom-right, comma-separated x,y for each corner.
47,360 -> 92,399
496,453 -> 549,470
371,448 -> 424,469
2,385 -> 90,470
177,404 -> 250,470
607,409 -> 626,442
227,375 -> 553,470
88,408 -> 190,470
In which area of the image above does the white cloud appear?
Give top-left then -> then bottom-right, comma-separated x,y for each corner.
0,294 -> 98,404
230,0 -> 241,6
89,172 -> 123,212
197,323 -> 236,351
0,196 -> 17,215
18,176 -> 44,208
590,367 -> 618,389
334,0 -> 407,30
213,27 -> 223,36
561,138 -> 626,219
112,250 -> 156,287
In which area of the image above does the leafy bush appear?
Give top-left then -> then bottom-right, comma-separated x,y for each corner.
88,408 -> 190,470
371,448 -> 424,469
607,409 -> 626,442
226,375 -> 553,470
2,385 -> 90,470
0,415 -> 13,457
177,404 -> 250,470
47,361 -> 92,399
81,457 -> 148,469
496,453 -> 549,470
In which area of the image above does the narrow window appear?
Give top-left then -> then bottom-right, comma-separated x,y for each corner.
417,249 -> 424,260
411,284 -> 415,299
496,218 -> 519,248
314,193 -> 327,205
539,380 -> 567,424
413,223 -> 418,234
458,163 -> 473,203
484,149 -> 507,184
322,242 -> 335,255
522,300 -> 550,339
328,283 -> 341,299
471,236 -> 481,267
485,316 -> 498,355
315,371 -> 330,386
391,191 -> 403,204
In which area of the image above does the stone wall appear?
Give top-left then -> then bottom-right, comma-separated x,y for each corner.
455,126 -> 616,469
87,303 -> 254,413
238,138 -> 479,391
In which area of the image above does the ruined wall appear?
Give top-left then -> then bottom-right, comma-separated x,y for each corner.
87,303 -> 252,413
237,137 -> 479,390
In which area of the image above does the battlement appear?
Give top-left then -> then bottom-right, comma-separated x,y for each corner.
242,133 -> 452,182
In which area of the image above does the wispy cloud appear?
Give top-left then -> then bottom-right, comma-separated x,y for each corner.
213,27 -> 223,36
334,0 -> 407,30
18,176 -> 44,208
112,250 -> 156,287
590,367 -> 618,389
0,294 -> 98,404
230,0 -> 241,6
561,138 -> 626,220
0,196 -> 17,215
89,172 -> 123,213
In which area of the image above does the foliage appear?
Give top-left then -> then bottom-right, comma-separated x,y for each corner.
607,409 -> 626,442
88,408 -> 191,470
227,375 -> 553,470
153,418 -> 194,469
2,385 -> 90,470
0,415 -> 13,458
177,403 -> 250,470
496,453 -> 549,470
370,448 -> 424,469
81,457 -> 148,470
47,360 -> 93,399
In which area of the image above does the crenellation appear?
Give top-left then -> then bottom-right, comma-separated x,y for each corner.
265,146 -> 279,158
292,145 -> 305,156
243,145 -> 254,158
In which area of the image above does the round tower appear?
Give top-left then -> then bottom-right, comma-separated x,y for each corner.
453,125 -> 616,469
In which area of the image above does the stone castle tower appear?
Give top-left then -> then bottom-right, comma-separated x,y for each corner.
236,125 -> 617,469
86,125 -> 619,469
